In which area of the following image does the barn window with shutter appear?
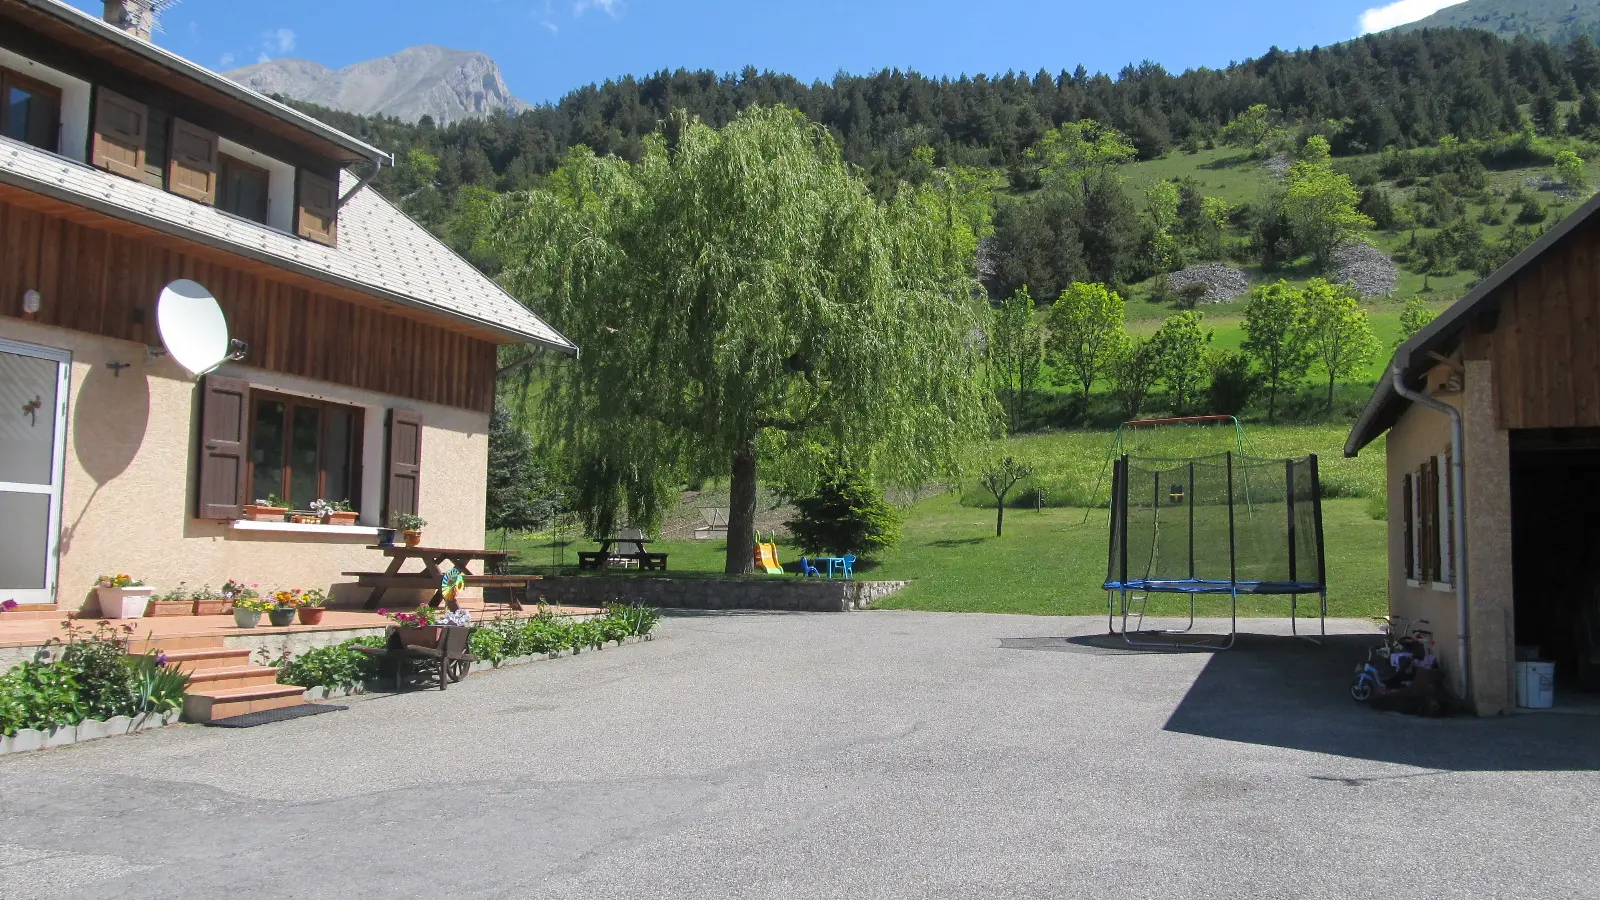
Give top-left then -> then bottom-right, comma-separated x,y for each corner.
167,119 -> 219,203
384,410 -> 423,526
91,88 -> 147,181
297,169 -> 338,246
1402,473 -> 1415,583
1,67 -> 62,153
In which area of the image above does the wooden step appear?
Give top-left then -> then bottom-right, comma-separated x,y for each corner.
129,634 -> 227,653
183,665 -> 283,691
183,684 -> 306,722
0,605 -> 63,620
162,647 -> 255,674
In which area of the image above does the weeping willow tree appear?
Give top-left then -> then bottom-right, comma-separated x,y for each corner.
493,106 -> 996,573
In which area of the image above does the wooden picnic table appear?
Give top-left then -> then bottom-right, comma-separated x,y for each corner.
578,536 -> 668,571
352,546 -> 514,609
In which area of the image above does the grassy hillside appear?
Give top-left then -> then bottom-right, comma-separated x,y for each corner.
1402,0 -> 1600,43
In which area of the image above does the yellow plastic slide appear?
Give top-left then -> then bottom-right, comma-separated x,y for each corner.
753,533 -> 784,574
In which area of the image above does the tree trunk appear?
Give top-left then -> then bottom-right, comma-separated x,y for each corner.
1327,373 -> 1336,418
996,494 -> 1006,537
726,436 -> 759,575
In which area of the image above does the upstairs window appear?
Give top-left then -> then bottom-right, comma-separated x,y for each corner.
2,69 -> 61,152
218,154 -> 270,224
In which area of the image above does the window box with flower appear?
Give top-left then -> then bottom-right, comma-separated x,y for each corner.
311,499 -> 359,527
243,494 -> 289,523
94,574 -> 153,619
191,584 -> 231,616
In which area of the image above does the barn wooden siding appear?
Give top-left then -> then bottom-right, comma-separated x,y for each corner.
1464,223 -> 1600,431
0,194 -> 498,413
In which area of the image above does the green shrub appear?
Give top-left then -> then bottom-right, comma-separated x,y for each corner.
785,470 -> 902,557
273,637 -> 382,691
0,622 -> 190,736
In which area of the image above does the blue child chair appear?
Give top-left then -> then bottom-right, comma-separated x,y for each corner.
799,557 -> 821,577
840,554 -> 856,580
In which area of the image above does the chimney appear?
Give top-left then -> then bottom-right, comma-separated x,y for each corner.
103,1 -> 153,41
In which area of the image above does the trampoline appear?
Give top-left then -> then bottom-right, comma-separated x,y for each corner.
1104,449 -> 1327,650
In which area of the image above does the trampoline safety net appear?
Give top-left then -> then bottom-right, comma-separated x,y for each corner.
1104,452 -> 1327,648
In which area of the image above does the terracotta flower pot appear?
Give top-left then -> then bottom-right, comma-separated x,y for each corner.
397,625 -> 441,648
296,607 -> 326,625
326,511 -> 359,526
193,599 -> 231,616
403,530 -> 423,547
267,608 -> 297,627
148,600 -> 193,617
243,505 -> 288,522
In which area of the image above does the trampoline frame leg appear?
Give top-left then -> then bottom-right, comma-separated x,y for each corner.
1289,590 -> 1328,645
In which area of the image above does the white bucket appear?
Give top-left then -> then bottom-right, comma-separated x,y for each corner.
1516,661 -> 1556,709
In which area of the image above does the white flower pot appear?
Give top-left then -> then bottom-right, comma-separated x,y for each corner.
96,586 -> 154,619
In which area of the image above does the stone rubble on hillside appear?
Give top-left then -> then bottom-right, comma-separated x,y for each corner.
1264,154 -> 1292,179
1331,241 -> 1398,298
1167,264 -> 1251,304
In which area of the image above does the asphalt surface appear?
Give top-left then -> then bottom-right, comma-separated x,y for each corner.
2,611 -> 1598,899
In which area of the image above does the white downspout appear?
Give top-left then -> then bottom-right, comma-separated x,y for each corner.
1391,365 -> 1471,704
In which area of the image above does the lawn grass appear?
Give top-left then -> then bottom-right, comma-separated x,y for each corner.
507,491 -> 1388,619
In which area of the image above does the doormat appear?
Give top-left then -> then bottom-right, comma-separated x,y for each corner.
203,704 -> 348,728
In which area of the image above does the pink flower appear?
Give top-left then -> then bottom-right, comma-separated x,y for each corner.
0,599 -> 18,612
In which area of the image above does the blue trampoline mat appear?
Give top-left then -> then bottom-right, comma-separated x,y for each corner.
1102,579 -> 1325,595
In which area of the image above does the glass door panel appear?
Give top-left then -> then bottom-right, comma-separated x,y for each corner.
0,340 -> 69,604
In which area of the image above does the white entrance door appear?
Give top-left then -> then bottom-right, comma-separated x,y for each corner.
0,339 -> 70,605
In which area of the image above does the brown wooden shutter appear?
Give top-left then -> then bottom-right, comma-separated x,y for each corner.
196,374 -> 249,520
385,409 -> 423,524
297,170 -> 338,245
1402,473 -> 1414,581
92,89 -> 147,180
167,119 -> 219,204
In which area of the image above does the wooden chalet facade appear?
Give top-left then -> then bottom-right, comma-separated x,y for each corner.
0,0 -> 574,613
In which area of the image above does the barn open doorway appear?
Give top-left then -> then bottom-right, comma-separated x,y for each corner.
1510,429 -> 1600,694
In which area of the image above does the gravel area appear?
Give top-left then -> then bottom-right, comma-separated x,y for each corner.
1263,153 -> 1292,178
1332,240 -> 1399,297
1167,263 -> 1251,304
3,612 -> 1598,899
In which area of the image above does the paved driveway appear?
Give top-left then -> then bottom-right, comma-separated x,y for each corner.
2,611 -> 1598,899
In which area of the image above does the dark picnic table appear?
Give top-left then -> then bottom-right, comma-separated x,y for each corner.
349,545 -> 515,609
577,536 -> 668,571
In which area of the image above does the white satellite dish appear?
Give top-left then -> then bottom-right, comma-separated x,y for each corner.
156,279 -> 233,376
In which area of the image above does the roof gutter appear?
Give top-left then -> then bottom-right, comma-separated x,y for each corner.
337,156 -> 384,210
1390,365 -> 1471,706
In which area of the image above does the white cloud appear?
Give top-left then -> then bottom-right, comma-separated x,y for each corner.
257,51 -> 272,64
1358,0 -> 1469,34
573,0 -> 621,17
262,27 -> 296,55
541,20 -> 559,34
219,51 -> 236,68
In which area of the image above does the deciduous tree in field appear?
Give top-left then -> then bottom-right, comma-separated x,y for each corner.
493,107 -> 994,573
1108,334 -> 1162,420
1301,279 -> 1379,417
1396,296 -> 1439,348
1151,310 -> 1211,416
1045,282 -> 1126,415
1282,137 -> 1374,270
1241,280 -> 1313,423
980,456 -> 1033,537
988,286 -> 1043,432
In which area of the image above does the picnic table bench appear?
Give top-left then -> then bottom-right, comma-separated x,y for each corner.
577,535 -> 668,571
346,545 -> 518,609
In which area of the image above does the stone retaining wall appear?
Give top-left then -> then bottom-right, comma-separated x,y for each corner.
535,576 -> 908,612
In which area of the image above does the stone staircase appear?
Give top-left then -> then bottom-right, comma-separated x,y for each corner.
133,634 -> 305,722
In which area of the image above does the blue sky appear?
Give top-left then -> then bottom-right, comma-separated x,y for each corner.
69,0 -> 1469,104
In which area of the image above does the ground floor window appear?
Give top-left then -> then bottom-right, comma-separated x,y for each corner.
247,391 -> 362,510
